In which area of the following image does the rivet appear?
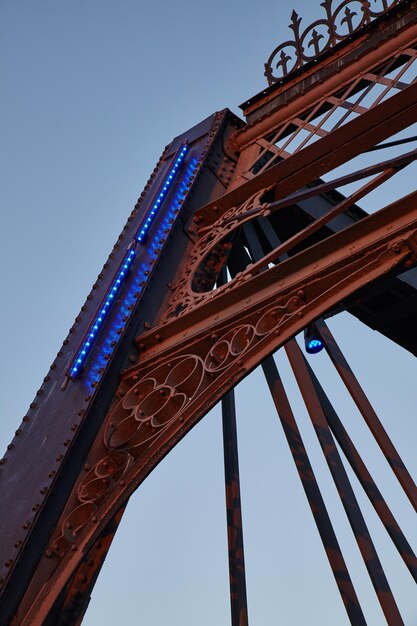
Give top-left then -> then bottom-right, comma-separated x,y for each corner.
48,471 -> 56,478
15,429 -> 22,436
78,410 -> 85,417
91,516 -> 98,523
84,464 -> 91,471
274,329 -> 280,336
65,522 -> 72,529
71,544 -> 77,551
30,403 -> 37,409
111,341 -> 117,347
44,376 -> 50,382
79,573 -> 87,583
63,439 -> 71,446
56,455 -> 63,462
7,444 -> 14,451
85,396 -> 92,402
71,424 -> 78,431
63,340 -> 69,345
23,522 -> 31,530
32,504 -> 39,511
14,540 -> 22,548
122,316 -> 128,322
40,487 -> 48,495
45,550 -> 53,558
144,322 -> 151,329
0,459 -> 5,465
5,560 -> 13,568
22,416 -> 29,422
120,480 -> 125,486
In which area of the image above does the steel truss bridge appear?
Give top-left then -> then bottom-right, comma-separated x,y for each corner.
1,0 -> 417,624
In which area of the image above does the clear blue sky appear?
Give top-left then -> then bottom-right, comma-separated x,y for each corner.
1,1 -> 416,624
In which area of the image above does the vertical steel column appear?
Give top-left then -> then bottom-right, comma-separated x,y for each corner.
261,357 -> 367,626
222,391 -> 249,626
285,339 -> 404,625
315,319 -> 417,511
300,350 -> 417,583
219,267 -> 249,626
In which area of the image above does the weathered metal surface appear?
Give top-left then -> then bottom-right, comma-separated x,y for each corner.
301,339 -> 417,582
14,189 -> 417,624
3,1 -> 417,622
286,339 -> 404,625
221,390 -> 249,626
0,110 -> 244,624
315,319 -> 417,510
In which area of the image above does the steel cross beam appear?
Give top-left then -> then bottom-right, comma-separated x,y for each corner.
195,79 -> 417,227
14,187 -> 417,624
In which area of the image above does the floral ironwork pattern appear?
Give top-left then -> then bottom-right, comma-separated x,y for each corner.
265,0 -> 402,84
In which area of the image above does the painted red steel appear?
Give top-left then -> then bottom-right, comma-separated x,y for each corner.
15,189 -> 417,624
1,2 -> 417,623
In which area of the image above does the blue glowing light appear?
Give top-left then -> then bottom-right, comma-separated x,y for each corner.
69,248 -> 136,378
306,338 -> 324,354
136,144 -> 188,243
82,154 -> 200,388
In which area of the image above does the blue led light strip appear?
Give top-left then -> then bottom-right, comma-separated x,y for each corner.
69,249 -> 136,378
136,143 -> 188,243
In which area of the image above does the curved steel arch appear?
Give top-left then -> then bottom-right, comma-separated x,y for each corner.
1,2 -> 417,624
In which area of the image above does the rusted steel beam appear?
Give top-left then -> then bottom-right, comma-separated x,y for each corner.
237,168 -> 398,277
14,188 -> 417,625
315,319 -> 417,512
195,80 -> 417,228
221,390 -> 249,626
285,339 -> 404,626
215,147 -> 417,231
261,356 -> 367,626
54,505 -> 126,626
300,346 -> 417,583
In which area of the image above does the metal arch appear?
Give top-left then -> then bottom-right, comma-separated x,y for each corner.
2,2 -> 417,623
14,188 -> 417,624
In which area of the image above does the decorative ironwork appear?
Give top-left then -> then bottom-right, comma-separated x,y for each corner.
265,0 -> 402,84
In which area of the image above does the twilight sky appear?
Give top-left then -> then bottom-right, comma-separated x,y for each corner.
1,1 -> 416,624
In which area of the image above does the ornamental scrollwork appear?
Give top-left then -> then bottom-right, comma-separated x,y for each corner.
265,0 -> 402,84
161,187 -> 272,322
50,295 -> 303,555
